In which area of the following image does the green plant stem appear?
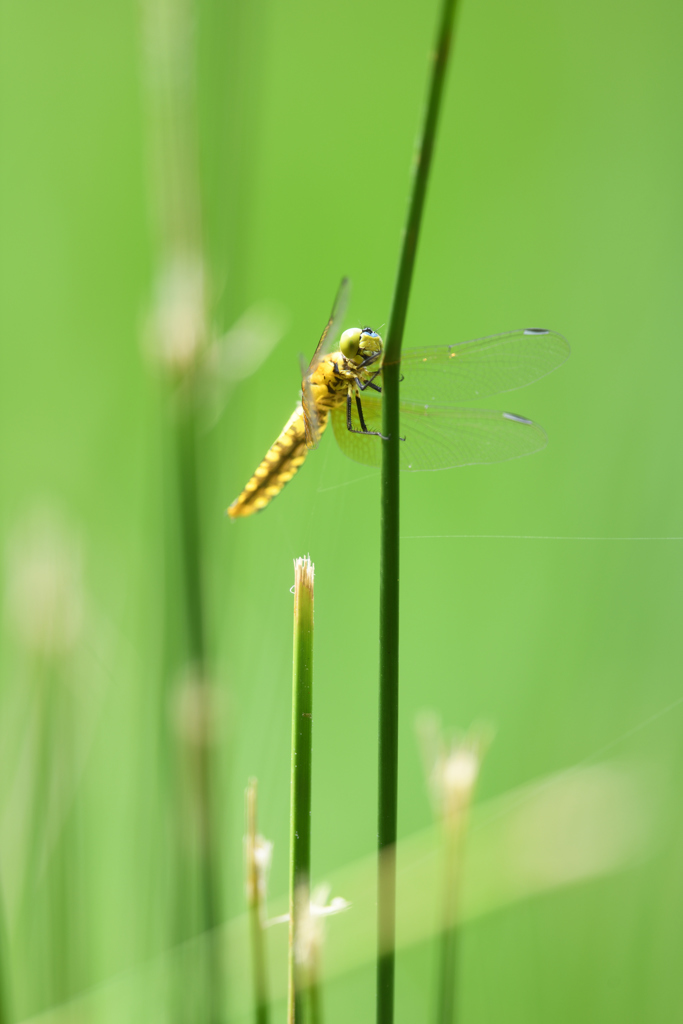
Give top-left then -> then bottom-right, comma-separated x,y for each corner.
173,385 -> 222,1024
288,557 -> 315,1024
308,969 -> 322,1024
436,814 -> 465,1024
246,779 -> 270,1024
174,389 -> 206,667
145,0 -> 224,1017
377,0 -> 461,1019
0,887 -> 12,1024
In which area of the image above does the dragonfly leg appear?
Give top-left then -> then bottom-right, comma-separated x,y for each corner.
346,391 -> 388,439
357,366 -> 401,387
356,373 -> 382,394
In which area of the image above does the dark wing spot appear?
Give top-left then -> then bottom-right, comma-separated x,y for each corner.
503,412 -> 533,425
524,328 -> 549,335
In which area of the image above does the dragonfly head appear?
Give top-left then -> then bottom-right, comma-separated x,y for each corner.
340,327 -> 383,367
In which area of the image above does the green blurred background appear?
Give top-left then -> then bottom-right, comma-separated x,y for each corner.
1,0 -> 683,1020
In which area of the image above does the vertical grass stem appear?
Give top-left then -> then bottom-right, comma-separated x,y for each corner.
144,0 -> 225,1013
436,801 -> 466,1024
174,390 -> 206,667
289,557 -> 315,1023
0,886 -> 11,1024
378,0 -> 461,1020
246,779 -> 270,1024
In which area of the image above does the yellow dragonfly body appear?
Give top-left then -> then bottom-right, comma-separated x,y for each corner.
227,279 -> 569,519
227,288 -> 382,518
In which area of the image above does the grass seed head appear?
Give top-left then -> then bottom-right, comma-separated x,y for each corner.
6,508 -> 84,659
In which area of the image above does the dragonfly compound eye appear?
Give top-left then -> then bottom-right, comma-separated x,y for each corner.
340,327 -> 363,362
358,329 -> 383,363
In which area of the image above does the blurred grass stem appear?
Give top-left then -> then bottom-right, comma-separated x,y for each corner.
0,889 -> 11,1024
174,394 -> 206,666
417,718 -> 485,1024
172,392 -> 223,1024
436,795 -> 467,1023
309,967 -> 322,1024
143,0 -> 223,1015
378,0 -> 461,1019
288,558 -> 315,1023
438,770 -> 475,1024
246,779 -> 270,1024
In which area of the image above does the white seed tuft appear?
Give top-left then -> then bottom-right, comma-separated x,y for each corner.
6,509 -> 84,658
146,251 -> 207,376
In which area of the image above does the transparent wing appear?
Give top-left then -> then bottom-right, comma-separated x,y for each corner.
390,329 -> 570,405
301,278 -> 351,449
302,378 -> 326,451
332,395 -> 547,471
308,277 -> 351,372
299,353 -> 320,450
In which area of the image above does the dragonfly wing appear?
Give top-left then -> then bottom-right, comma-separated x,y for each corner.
395,403 -> 547,470
308,277 -> 351,371
332,395 -> 547,470
304,278 -> 351,449
302,382 -> 327,451
331,400 -> 382,467
393,329 -> 570,404
300,353 -> 321,449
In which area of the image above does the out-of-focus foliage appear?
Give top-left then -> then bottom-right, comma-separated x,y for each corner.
1,0 -> 683,1020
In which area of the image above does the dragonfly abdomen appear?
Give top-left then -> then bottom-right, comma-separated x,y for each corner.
227,404 -> 328,519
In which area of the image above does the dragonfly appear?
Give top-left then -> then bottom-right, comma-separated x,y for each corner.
227,279 -> 569,518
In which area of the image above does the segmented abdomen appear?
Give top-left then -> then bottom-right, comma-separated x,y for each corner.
227,404 -> 329,518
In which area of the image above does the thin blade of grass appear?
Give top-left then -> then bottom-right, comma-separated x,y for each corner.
246,779 -> 270,1024
289,557 -> 315,1023
143,0 -> 223,1006
378,0 -> 462,1020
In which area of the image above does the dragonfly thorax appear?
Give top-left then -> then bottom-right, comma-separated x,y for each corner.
340,327 -> 383,367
